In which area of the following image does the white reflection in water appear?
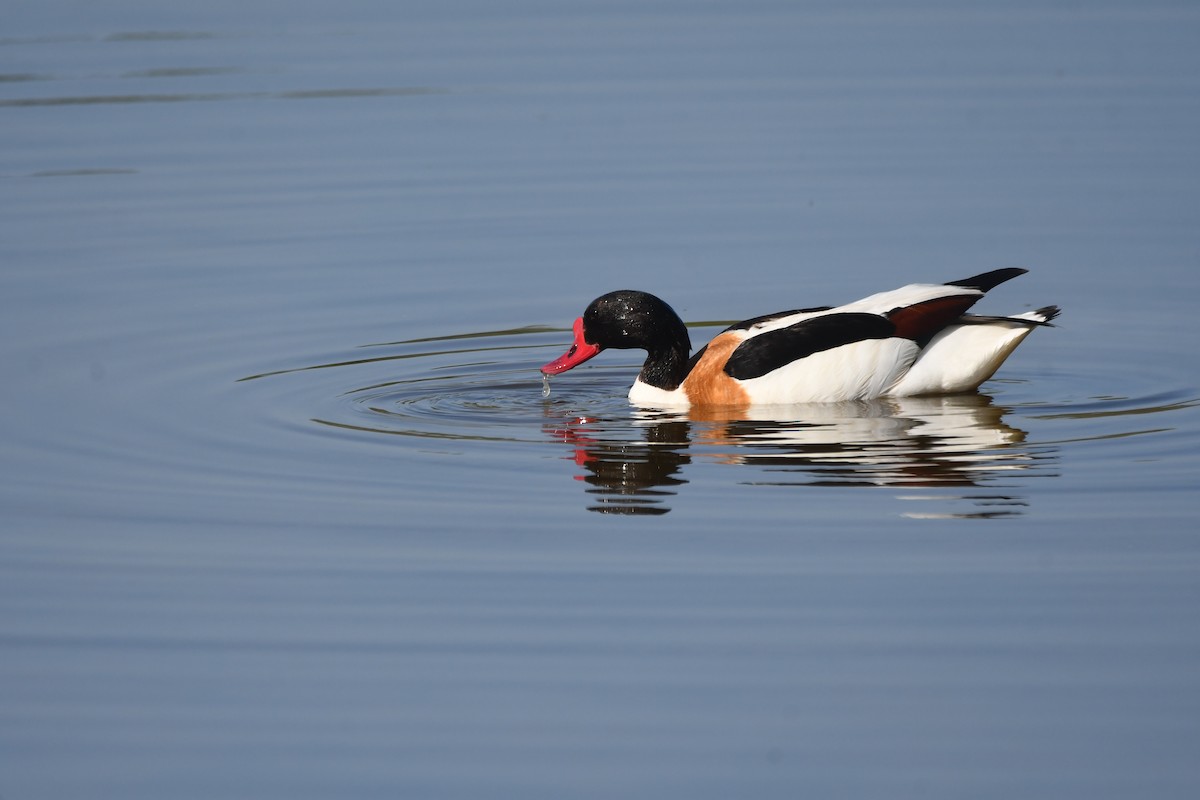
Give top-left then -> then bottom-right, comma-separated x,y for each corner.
545,393 -> 1058,517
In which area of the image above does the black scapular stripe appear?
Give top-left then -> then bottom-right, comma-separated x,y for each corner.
723,313 -> 897,381
724,306 -> 834,332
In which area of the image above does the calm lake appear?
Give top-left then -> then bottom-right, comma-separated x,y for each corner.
3,1 -> 1199,797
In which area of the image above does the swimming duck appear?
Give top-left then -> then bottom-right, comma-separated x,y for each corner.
540,268 -> 1058,407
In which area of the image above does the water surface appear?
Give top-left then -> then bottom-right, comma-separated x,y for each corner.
3,2 -> 1200,798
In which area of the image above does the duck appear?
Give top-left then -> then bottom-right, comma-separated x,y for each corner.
540,268 -> 1058,408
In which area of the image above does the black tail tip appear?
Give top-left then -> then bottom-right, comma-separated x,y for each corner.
1034,304 -> 1061,324
947,267 -> 1029,292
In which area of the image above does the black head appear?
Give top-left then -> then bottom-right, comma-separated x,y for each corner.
581,290 -> 691,352
540,290 -> 692,389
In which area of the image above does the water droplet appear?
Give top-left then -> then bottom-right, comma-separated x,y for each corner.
542,373 -> 551,398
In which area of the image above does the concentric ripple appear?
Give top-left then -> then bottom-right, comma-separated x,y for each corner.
240,326 -> 633,442
241,325 -> 1200,515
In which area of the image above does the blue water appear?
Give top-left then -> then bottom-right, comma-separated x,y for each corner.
3,2 -> 1200,797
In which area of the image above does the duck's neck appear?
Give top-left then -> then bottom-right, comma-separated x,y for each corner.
638,333 -> 692,391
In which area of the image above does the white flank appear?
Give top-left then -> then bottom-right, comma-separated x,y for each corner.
739,337 -> 919,403
888,314 -> 1048,396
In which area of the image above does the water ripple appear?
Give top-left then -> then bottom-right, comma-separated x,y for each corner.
239,325 -> 1199,516
0,86 -> 443,108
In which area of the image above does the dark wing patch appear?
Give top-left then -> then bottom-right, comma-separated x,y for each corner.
887,295 -> 981,346
723,313 -> 896,381
945,267 -> 1027,292
684,306 -> 836,379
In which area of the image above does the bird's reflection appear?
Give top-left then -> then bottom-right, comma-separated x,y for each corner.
543,393 -> 1057,516
544,417 -> 692,515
